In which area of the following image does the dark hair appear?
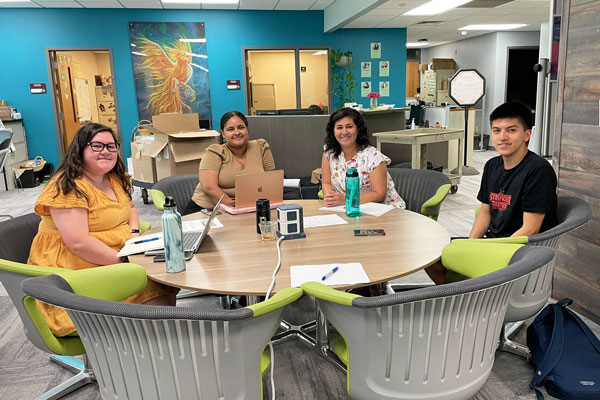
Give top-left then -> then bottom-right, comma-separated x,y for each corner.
54,123 -> 131,200
220,110 -> 249,130
324,107 -> 370,158
490,101 -> 533,131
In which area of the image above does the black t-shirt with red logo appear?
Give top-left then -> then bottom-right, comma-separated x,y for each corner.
477,150 -> 558,238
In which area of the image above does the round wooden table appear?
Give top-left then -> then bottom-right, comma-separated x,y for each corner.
130,200 -> 450,295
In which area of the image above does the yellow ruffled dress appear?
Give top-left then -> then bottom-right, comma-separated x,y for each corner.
28,174 -> 176,337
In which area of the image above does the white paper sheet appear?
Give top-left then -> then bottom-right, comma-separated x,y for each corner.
319,202 -> 394,217
290,263 -> 370,288
117,232 -> 164,257
303,214 -> 348,229
182,217 -> 223,232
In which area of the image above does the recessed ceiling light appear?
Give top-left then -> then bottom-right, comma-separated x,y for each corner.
460,31 -> 468,35
459,24 -> 527,30
404,0 -> 473,16
406,42 -> 430,48
162,0 -> 238,4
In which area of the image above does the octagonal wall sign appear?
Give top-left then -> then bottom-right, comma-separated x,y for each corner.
448,69 -> 486,106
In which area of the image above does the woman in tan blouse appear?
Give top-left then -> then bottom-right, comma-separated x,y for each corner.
185,111 -> 275,214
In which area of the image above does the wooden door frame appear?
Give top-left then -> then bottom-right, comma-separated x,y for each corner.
46,47 -> 122,161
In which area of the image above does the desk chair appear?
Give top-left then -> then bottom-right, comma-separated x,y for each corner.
0,130 -> 14,209
302,244 -> 555,400
450,196 -> 592,358
0,213 -> 149,399
23,271 -> 303,400
150,174 -> 199,214
388,168 -> 451,221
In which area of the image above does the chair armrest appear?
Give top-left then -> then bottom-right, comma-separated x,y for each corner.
247,287 -> 303,317
64,263 -> 148,302
150,189 -> 165,211
452,236 -> 529,244
421,183 -> 451,219
301,282 -> 360,306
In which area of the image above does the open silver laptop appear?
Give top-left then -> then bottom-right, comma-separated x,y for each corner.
145,194 -> 224,256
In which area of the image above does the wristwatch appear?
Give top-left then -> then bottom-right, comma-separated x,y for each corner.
131,228 -> 141,234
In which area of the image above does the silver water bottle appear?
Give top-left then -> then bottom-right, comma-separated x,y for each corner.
162,196 -> 185,273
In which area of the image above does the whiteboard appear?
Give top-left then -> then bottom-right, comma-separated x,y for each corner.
74,77 -> 92,122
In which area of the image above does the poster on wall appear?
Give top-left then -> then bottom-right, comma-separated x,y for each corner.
370,43 -> 381,58
361,62 -> 371,78
129,22 -> 212,123
379,81 -> 389,97
379,61 -> 389,77
361,81 -> 371,97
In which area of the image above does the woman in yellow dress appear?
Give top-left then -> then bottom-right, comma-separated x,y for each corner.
28,123 -> 177,337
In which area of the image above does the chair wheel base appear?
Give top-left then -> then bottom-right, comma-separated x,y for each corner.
38,355 -> 95,400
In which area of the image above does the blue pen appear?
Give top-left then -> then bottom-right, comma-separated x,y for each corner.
133,237 -> 160,245
321,266 -> 339,281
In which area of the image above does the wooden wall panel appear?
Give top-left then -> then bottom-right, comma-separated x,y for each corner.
553,0 -> 600,324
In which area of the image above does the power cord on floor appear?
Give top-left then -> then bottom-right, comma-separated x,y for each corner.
265,235 -> 285,400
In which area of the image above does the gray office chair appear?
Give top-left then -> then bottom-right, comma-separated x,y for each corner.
0,213 -> 148,399
302,244 -> 555,400
456,196 -> 592,358
150,173 -> 199,214
23,271 -> 303,400
0,129 -> 14,215
387,167 -> 451,221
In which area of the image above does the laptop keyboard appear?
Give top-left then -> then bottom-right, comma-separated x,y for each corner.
183,231 -> 202,250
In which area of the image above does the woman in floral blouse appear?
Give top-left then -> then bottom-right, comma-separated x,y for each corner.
321,107 -> 405,209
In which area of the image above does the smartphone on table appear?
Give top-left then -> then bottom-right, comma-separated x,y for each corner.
153,250 -> 194,262
354,229 -> 386,236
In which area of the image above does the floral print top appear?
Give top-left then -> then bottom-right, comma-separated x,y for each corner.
325,145 -> 406,208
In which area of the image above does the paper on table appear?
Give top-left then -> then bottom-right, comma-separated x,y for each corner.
290,263 -> 370,288
319,202 -> 394,217
182,217 -> 223,232
303,214 -> 348,229
117,232 -> 164,257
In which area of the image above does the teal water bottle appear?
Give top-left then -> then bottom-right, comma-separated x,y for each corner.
162,196 -> 185,273
345,167 -> 360,217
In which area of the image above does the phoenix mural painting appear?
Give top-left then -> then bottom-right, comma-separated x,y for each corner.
129,22 -> 211,123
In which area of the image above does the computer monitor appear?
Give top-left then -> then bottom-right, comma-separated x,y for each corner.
278,108 -> 315,115
256,110 -> 279,116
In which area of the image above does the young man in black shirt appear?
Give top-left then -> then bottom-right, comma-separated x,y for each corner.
426,101 -> 557,283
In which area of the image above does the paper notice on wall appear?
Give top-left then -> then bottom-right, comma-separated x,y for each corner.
361,61 -> 371,78
379,61 -> 389,77
361,81 -> 371,97
379,81 -> 390,97
371,42 -> 381,58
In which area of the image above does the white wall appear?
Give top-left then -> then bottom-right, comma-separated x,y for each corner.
422,31 -> 541,138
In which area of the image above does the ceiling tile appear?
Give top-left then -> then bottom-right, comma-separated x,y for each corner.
239,0 -> 277,9
77,0 -> 124,7
1,1 -> 41,7
273,0 -> 315,10
34,0 -> 83,7
309,0 -> 334,10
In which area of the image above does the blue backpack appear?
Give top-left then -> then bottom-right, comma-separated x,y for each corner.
527,298 -> 600,399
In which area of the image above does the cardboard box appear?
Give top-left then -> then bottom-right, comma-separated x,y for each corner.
0,106 -> 11,119
129,113 -> 219,183
311,168 -> 322,184
152,112 -> 200,133
131,139 -> 165,183
153,131 -> 219,181
431,58 -> 456,70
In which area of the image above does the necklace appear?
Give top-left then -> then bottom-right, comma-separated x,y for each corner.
84,173 -> 108,189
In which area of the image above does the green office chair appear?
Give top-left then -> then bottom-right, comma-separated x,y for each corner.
150,174 -> 199,213
0,213 -> 149,399
447,196 -> 591,359
23,269 -> 303,400
302,243 -> 555,400
388,167 -> 451,221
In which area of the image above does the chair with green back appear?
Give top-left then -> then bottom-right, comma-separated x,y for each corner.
387,167 -> 451,221
302,243 -> 555,400
23,270 -> 303,400
150,174 -> 199,213
450,196 -> 592,358
0,213 -> 148,399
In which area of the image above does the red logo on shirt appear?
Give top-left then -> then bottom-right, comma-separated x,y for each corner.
490,191 -> 511,211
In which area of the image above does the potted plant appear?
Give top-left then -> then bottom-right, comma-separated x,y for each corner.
330,49 -> 356,109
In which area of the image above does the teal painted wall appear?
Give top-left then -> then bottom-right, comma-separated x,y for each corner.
0,9 -> 406,168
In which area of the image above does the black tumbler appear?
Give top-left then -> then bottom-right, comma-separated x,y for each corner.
256,198 -> 270,233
